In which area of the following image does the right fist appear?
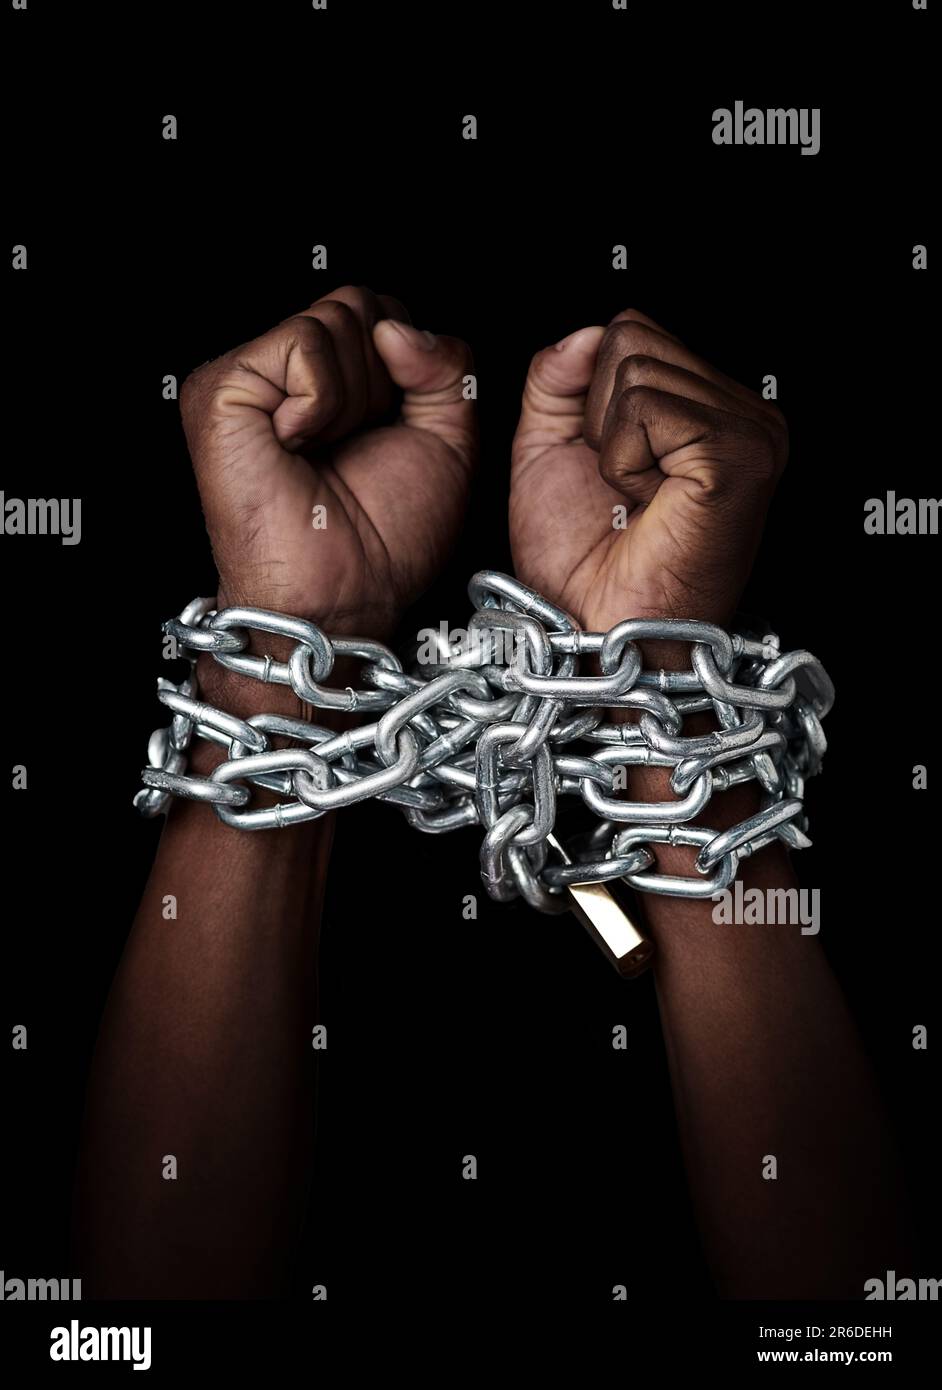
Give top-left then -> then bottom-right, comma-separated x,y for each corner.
181,285 -> 476,637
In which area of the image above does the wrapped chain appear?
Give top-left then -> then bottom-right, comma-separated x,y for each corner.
135,571 -> 834,912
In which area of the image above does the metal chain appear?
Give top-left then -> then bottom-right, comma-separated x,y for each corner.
135,572 -> 834,910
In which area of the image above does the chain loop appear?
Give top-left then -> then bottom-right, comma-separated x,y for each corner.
136,573 -> 834,915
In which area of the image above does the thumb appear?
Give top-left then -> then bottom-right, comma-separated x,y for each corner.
373,319 -> 476,469
512,326 -> 606,466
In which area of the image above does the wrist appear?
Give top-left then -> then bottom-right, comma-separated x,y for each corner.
151,597 -> 379,829
606,606 -> 788,901
178,660 -> 340,839
581,587 -> 743,642
195,651 -> 318,725
214,580 -> 404,644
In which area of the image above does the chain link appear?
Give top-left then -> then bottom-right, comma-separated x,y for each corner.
135,571 -> 834,911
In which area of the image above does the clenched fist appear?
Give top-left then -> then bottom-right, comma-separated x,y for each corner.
510,309 -> 788,632
181,285 -> 476,638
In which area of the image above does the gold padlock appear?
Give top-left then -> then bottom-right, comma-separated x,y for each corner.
546,834 -> 655,979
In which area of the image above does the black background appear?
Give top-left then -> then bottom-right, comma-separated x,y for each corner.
1,0 -> 938,1364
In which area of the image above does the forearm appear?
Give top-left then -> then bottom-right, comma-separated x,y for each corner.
74,669 -> 332,1298
507,303 -> 911,1295
636,767 -> 914,1297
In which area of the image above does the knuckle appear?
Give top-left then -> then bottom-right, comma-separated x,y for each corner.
604,320 -> 654,359
609,307 -> 645,326
618,383 -> 657,414
306,368 -> 343,419
180,359 -> 218,419
724,416 -> 782,478
284,313 -> 328,347
311,284 -> 360,307
597,454 -> 625,487
311,298 -> 359,333
765,401 -> 789,439
179,368 -> 200,410
616,353 -> 656,387
330,284 -> 376,320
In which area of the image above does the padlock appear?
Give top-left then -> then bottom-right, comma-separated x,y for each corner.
546,834 -> 654,979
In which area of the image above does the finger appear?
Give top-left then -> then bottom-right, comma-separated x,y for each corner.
602,355 -> 779,440
585,315 -> 784,450
182,313 -> 343,460
373,321 -> 477,469
299,285 -> 402,426
608,307 -> 685,344
179,314 -> 346,544
597,386 -> 781,508
269,315 -> 346,448
303,283 -> 393,326
512,326 -> 607,463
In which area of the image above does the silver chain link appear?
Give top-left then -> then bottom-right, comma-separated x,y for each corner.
135,572 -> 834,909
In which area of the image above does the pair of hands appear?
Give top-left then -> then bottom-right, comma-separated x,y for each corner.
180,285 -> 788,643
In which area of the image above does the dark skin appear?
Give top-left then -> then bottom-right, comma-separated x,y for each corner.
73,293 -> 913,1298
73,286 -> 477,1297
510,309 -> 914,1295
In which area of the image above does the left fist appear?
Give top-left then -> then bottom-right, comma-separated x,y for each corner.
510,309 -> 788,632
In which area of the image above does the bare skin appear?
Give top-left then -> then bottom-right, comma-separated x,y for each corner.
179,285 -> 476,636
510,309 -> 914,1296
74,296 -> 912,1300
73,287 -> 476,1297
